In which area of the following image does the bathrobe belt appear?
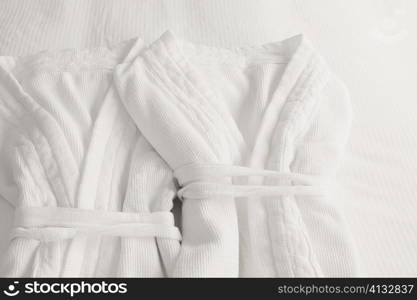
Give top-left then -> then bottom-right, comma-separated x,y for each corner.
175,163 -> 326,200
11,207 -> 182,242
10,164 -> 324,242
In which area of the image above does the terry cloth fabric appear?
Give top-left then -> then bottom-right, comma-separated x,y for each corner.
0,31 -> 355,277
115,31 -> 356,277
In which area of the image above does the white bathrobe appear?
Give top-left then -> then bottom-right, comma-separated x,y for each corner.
0,31 -> 355,277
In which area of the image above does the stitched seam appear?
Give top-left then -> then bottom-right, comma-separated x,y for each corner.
145,51 -> 223,151
267,54 -> 327,277
140,57 -> 218,161
278,61 -> 329,276
158,41 -> 242,159
1,68 -> 78,206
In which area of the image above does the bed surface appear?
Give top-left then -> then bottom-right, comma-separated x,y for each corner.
1,0 -> 416,276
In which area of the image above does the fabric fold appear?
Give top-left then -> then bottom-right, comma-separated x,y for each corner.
114,31 -> 356,277
114,34 -> 242,277
1,30 -> 356,277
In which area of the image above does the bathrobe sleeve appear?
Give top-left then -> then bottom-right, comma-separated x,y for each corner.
0,58 -> 20,206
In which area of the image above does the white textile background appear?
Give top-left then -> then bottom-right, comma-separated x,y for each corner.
0,0 -> 416,276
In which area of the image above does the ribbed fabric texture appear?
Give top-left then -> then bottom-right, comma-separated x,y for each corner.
0,37 -> 182,277
0,27 -> 355,276
2,0 -> 417,277
114,31 -> 355,277
0,0 -> 304,56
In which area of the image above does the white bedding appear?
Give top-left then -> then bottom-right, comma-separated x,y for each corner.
0,0 -> 416,276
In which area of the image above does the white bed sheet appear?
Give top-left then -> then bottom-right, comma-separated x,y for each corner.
0,0 -> 416,276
